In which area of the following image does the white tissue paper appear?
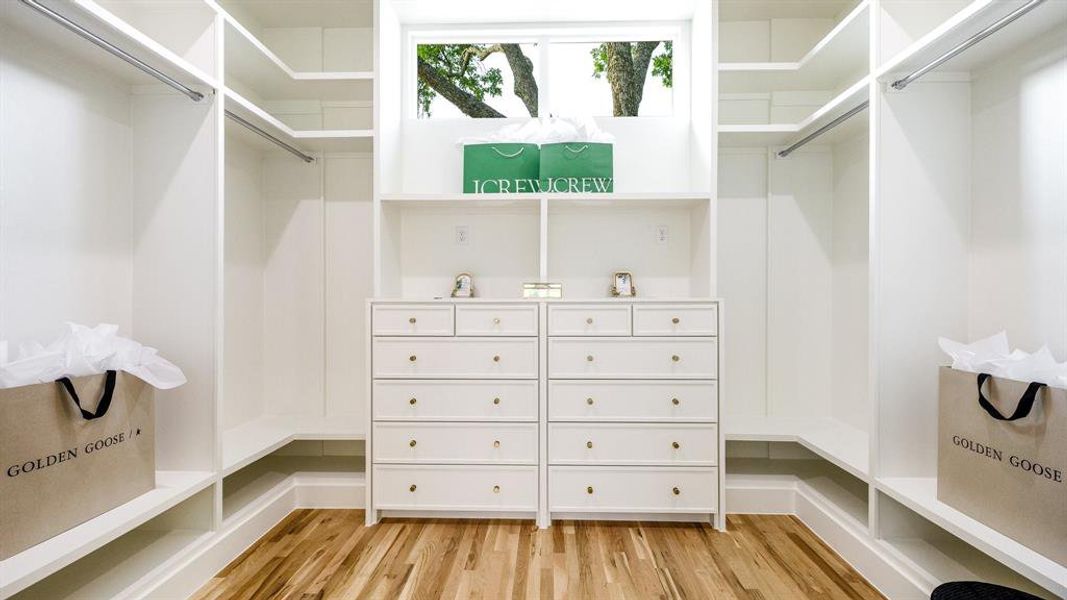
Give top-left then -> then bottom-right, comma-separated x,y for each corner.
938,331 -> 1067,389
0,323 -> 187,390
458,117 -> 615,146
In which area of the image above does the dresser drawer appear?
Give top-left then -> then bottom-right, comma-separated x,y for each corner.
548,381 -> 717,422
374,380 -> 537,421
373,422 -> 537,464
548,304 -> 631,336
549,466 -> 717,513
456,304 -> 538,336
374,464 -> 538,511
548,338 -> 717,379
549,423 -> 717,466
373,338 -> 538,378
372,305 -> 453,336
633,304 -> 718,336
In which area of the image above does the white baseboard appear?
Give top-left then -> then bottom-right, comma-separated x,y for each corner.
727,475 -> 929,600
140,474 -> 366,600
142,473 -> 933,600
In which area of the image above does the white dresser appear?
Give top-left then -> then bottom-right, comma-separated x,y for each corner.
367,299 -> 723,528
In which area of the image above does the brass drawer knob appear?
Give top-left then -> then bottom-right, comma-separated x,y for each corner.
493,485 -> 501,493
493,397 -> 501,405
671,317 -> 680,324
409,317 -> 417,324
672,487 -> 680,495
409,439 -> 417,447
493,440 -> 501,448
671,355 -> 680,362
671,397 -> 680,406
586,486 -> 594,494
492,355 -> 501,362
409,397 -> 417,405
409,355 -> 417,362
586,441 -> 593,449
586,397 -> 594,406
586,355 -> 594,362
586,317 -> 594,324
672,441 -> 680,449
409,484 -> 417,492
493,317 -> 501,324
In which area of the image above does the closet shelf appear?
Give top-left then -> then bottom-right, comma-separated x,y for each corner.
380,193 -> 712,208
4,0 -> 216,93
876,0 -> 1067,81
225,89 -> 373,154
223,18 -> 372,102
223,455 -> 365,525
876,477 -> 1067,597
222,415 -> 364,476
724,415 -> 869,481
719,76 -> 869,148
0,470 -> 215,598
719,1 -> 869,93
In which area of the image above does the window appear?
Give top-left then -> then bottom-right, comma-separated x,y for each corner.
413,33 -> 675,119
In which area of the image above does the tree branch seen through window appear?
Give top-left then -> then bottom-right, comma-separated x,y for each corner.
417,41 -> 672,118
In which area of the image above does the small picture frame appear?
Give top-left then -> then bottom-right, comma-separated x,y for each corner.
523,282 -> 563,299
451,272 -> 475,298
610,271 -> 635,297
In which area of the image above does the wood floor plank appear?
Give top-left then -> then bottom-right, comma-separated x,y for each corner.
191,510 -> 885,600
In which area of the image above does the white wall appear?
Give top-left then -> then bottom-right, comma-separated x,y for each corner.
0,24 -> 133,347
718,150 -> 769,417
223,135 -> 266,430
324,155 -> 374,425
968,28 -> 1067,358
831,134 -> 870,430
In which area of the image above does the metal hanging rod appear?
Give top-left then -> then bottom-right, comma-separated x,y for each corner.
225,110 -> 315,163
777,100 -> 869,158
19,0 -> 205,102
892,0 -> 1046,90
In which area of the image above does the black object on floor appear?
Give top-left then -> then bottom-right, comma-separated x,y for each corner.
931,581 -> 1044,600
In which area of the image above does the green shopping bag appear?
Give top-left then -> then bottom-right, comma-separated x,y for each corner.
463,143 -> 540,194
539,142 -> 614,193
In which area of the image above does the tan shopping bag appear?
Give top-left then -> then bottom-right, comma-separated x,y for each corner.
937,366 -> 1066,566
0,371 -> 154,559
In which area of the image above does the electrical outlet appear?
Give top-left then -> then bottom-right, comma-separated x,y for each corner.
655,225 -> 669,245
455,224 -> 470,246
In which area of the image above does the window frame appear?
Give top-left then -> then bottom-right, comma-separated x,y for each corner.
403,22 -> 690,120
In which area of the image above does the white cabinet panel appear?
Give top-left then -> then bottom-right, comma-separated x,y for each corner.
633,304 -> 718,336
549,423 -> 717,466
372,305 -> 454,336
374,464 -> 538,511
373,422 -> 537,464
373,380 -> 537,421
373,337 -> 538,379
548,338 -> 718,379
548,304 -> 631,336
549,466 -> 718,513
455,304 -> 538,336
548,380 -> 717,422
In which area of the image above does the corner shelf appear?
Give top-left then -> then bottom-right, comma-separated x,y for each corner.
876,477 -> 1067,598
719,1 -> 870,92
719,76 -> 869,148
0,471 -> 215,598
221,16 -> 372,101
225,88 -> 373,154
221,415 -> 364,476
223,455 -> 365,525
876,0 -> 1067,81
725,415 -> 869,481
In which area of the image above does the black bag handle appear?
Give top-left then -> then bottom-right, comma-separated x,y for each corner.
56,370 -> 117,420
976,372 -> 1046,421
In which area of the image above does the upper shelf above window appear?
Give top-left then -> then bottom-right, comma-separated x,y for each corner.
718,0 -> 869,93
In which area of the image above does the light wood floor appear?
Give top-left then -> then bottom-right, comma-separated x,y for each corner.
192,510 -> 884,600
